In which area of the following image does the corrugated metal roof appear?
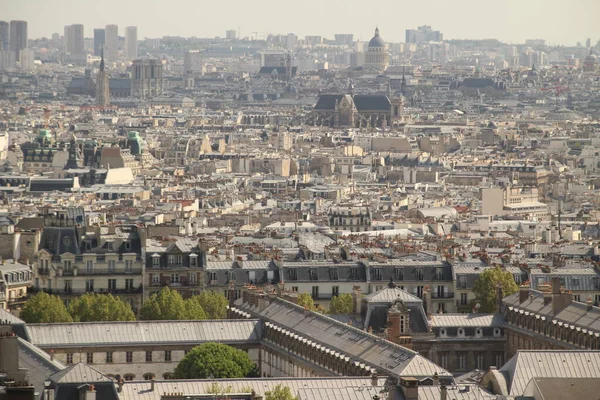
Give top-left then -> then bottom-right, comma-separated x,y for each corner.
500,350 -> 600,396
417,385 -> 496,400
27,320 -> 262,348
431,314 -> 504,328
50,362 -> 111,383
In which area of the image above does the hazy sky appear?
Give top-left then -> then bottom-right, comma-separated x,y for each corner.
5,0 -> 600,45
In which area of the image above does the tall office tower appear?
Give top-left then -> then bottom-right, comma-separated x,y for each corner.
64,24 -> 85,54
124,26 -> 138,60
96,50 -> 110,106
104,24 -> 119,61
131,58 -> 163,99
0,22 -> 9,51
10,20 -> 28,59
226,29 -> 237,40
93,29 -> 105,56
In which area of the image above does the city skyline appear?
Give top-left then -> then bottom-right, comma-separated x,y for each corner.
5,0 -> 600,46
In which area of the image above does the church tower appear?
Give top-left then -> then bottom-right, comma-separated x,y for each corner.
96,49 -> 110,107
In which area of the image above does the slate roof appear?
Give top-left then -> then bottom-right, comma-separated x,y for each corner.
19,337 -> 65,396
50,362 -> 111,383
530,268 -> 600,291
234,297 -> 450,379
499,350 -> 600,396
26,320 -> 263,348
417,385 -> 496,400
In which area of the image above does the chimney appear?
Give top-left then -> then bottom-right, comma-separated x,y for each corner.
85,384 -> 96,400
117,379 -> 124,393
519,286 -> 529,304
399,378 -> 419,400
551,277 -> 561,294
50,349 -> 54,361
496,283 -> 503,313
551,277 -> 572,315
587,297 -> 594,311
352,286 -> 362,316
432,372 -> 439,386
440,385 -> 447,400
423,286 -> 432,319
371,374 -> 378,387
150,378 -> 155,392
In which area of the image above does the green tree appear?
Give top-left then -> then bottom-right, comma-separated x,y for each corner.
472,267 -> 519,313
173,343 -> 258,379
184,296 -> 208,320
68,293 -> 135,322
192,290 -> 228,319
328,293 -> 354,314
296,293 -> 316,311
140,287 -> 187,320
265,384 -> 298,400
21,292 -> 72,323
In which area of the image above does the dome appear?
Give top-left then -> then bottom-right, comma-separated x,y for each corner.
585,51 -> 597,63
368,27 -> 385,48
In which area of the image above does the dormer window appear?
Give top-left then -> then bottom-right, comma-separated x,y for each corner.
152,254 -> 160,267
457,328 -> 465,337
189,253 -> 198,267
107,242 -> 114,252
493,328 -> 502,337
475,328 -> 483,338
440,328 -> 447,337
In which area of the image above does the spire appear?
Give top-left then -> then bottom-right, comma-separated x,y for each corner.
374,26 -> 380,37
99,48 -> 105,73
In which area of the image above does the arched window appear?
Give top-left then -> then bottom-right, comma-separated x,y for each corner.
124,374 -> 135,381
163,372 -> 173,380
143,373 -> 155,380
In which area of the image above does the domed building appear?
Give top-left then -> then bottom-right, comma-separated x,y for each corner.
365,27 -> 390,72
583,49 -> 597,73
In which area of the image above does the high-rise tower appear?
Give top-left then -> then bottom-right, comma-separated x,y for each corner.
125,26 -> 137,60
104,24 -> 118,61
9,20 -> 27,59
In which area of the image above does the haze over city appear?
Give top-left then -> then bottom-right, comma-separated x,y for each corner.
6,0 -> 600,45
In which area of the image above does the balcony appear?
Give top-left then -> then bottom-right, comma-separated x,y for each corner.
432,292 -> 454,299
63,267 -> 143,276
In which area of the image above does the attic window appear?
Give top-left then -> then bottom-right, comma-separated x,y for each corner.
440,328 -> 447,337
107,242 -> 114,252
458,328 -> 465,337
475,328 -> 483,338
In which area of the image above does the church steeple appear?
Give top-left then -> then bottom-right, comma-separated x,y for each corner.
99,48 -> 105,73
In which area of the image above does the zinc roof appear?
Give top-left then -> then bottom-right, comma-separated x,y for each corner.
27,319 -> 262,348
118,377 -> 389,400
500,350 -> 600,396
430,314 -> 504,328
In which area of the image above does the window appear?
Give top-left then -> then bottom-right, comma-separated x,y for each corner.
475,328 -> 483,338
574,294 -> 581,302
107,242 -> 114,252
63,260 -> 72,273
143,373 -> 155,380
399,315 -> 406,334
435,267 -> 443,280
351,267 -> 360,280
458,328 -> 465,337
125,260 -> 133,272
85,279 -> 94,292
108,260 -> 116,272
86,260 -> 94,273
165,350 -> 172,362
124,374 -> 135,381
332,286 -> 339,297
395,268 -> 404,281
106,352 -> 113,363
439,353 -> 448,369
329,268 -> 339,280
309,269 -> 318,281
146,351 -> 152,362
460,293 -> 468,305
476,352 -> 484,370
152,256 -> 160,267
108,279 -> 116,291
66,353 -> 73,364
209,272 -> 217,283
190,272 -> 197,284
572,278 -> 580,288
291,286 -> 298,292
126,352 -> 133,363
190,255 -> 197,267
416,286 -> 424,298
86,353 -> 94,364
125,279 -> 134,290
458,352 -> 467,370
228,271 -> 236,282
152,273 -> 159,284
311,286 -> 319,299
288,269 -> 298,281
415,268 -> 424,281
372,268 -> 383,281
494,352 -> 504,367
64,280 -> 72,294
440,328 -> 447,337
458,276 -> 467,289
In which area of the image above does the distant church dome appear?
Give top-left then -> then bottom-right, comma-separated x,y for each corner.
368,27 -> 386,48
